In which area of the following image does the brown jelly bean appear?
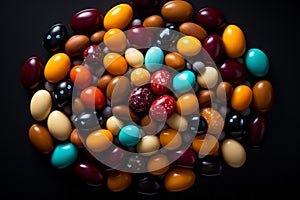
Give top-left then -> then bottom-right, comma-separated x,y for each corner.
248,115 -> 266,147
143,15 -> 165,27
70,129 -> 84,148
196,7 -> 226,31
197,89 -> 215,108
161,0 -> 194,23
70,8 -> 103,33
216,81 -> 233,102
65,34 -> 90,57
107,170 -> 132,192
28,124 -> 54,154
164,52 -> 185,70
20,56 -> 44,89
75,161 -> 104,186
252,80 -> 274,113
164,168 -> 196,192
179,22 -> 207,41
90,30 -> 106,44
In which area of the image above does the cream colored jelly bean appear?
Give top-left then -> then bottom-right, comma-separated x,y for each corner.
125,48 -> 144,68
30,89 -> 52,121
130,68 -> 151,86
136,135 -> 160,156
47,110 -> 72,141
221,138 -> 246,168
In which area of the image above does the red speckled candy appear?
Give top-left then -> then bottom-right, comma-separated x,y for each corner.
150,95 -> 176,122
150,69 -> 171,95
20,56 -> 44,89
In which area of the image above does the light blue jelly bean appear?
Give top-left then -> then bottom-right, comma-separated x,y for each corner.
144,46 -> 164,72
172,70 -> 196,93
118,125 -> 141,147
245,48 -> 269,77
51,142 -> 78,169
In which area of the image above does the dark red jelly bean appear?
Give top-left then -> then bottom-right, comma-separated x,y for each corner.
150,69 -> 171,95
70,8 -> 103,33
75,161 -> 104,186
130,0 -> 163,13
202,34 -> 224,63
20,56 -> 44,89
135,174 -> 163,195
149,95 -> 176,121
219,59 -> 246,85
225,112 -> 247,140
127,25 -> 154,49
42,23 -> 68,52
129,87 -> 154,115
172,147 -> 198,168
198,156 -> 223,176
102,146 -> 126,169
196,7 -> 226,31
248,115 -> 266,147
52,79 -> 73,107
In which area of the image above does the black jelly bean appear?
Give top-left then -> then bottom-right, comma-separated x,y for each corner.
52,79 -> 73,107
42,23 -> 68,52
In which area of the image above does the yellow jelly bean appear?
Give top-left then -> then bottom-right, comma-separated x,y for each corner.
130,68 -> 150,86
222,24 -> 246,58
103,3 -> 133,30
164,168 -> 196,192
177,35 -> 201,56
231,85 -> 253,111
103,53 -> 128,75
44,53 -> 70,83
103,28 -> 127,52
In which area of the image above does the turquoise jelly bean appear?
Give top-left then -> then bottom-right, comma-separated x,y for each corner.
118,125 -> 141,147
51,142 -> 78,169
245,48 -> 269,77
172,70 -> 196,93
144,46 -> 164,72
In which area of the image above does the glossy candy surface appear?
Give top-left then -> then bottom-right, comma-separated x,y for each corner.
51,142 -> 78,169
20,56 -> 44,89
245,48 -> 269,77
44,53 -> 71,83
43,23 -> 68,52
103,3 -> 133,30
70,8 -> 103,33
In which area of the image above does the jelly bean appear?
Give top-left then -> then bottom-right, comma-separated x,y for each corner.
107,170 -> 132,192
103,3 -> 133,30
221,138 -> 246,168
136,135 -> 160,155
70,65 -> 92,89
177,36 -> 201,57
143,15 -> 165,27
51,142 -> 78,169
172,70 -> 196,93
119,125 -> 141,147
70,8 -> 103,33
164,52 -> 185,70
197,89 -> 215,108
147,153 -> 170,175
127,25 -> 154,48
72,112 -> 99,132
150,69 -> 171,95
86,129 -> 113,152
192,134 -> 219,156
222,24 -> 246,58
47,110 -> 72,141
130,68 -> 151,86
225,112 -> 247,139
30,89 -> 52,121
125,48 -> 144,68
102,146 -> 126,169
112,105 -> 140,122
145,46 -> 164,72
172,147 -> 198,168
28,124 -> 54,154
161,0 -> 193,23
196,66 -> 219,89
176,93 -> 199,115
252,80 -> 274,113
192,115 -> 208,135
149,95 -> 176,122
75,161 -> 104,186
198,155 -> 223,176
64,34 -> 90,57
129,87 -> 154,114
216,81 -> 233,102
52,79 -> 73,107
44,53 -> 71,83
106,116 -> 124,136
90,30 -> 106,44
159,128 -> 182,150
135,174 -> 163,195
231,85 -> 253,111
130,0 -> 163,13
42,23 -> 68,52
20,56 -> 44,89
103,28 -> 127,52
248,115 -> 266,147
70,129 -> 84,148
202,34 -> 224,63
196,7 -> 226,31
166,112 -> 188,132
98,74 -> 113,92
245,48 -> 269,77
164,168 -> 195,192
103,53 -> 128,75
200,107 -> 224,136
179,22 -> 207,41
80,86 -> 106,110
218,59 -> 246,85
141,115 -> 159,135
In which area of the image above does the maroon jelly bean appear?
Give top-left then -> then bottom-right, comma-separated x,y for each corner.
129,87 -> 154,115
198,156 -> 223,176
75,161 -> 104,186
196,7 -> 226,32
172,147 -> 198,168
249,115 -> 266,147
218,59 -> 246,85
70,8 -> 103,33
102,146 -> 126,169
20,56 -> 44,89
42,23 -> 68,52
202,34 -> 224,63
127,25 -> 154,49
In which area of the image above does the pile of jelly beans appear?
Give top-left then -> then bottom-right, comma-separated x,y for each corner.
20,0 -> 274,194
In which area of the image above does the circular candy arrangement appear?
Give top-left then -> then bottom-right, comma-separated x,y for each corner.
20,0 -> 274,195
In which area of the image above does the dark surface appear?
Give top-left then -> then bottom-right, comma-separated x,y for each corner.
2,0 -> 298,199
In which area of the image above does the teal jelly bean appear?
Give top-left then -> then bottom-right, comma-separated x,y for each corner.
144,46 -> 164,72
245,48 -> 269,77
51,142 -> 78,169
172,70 -> 196,93
119,125 -> 141,147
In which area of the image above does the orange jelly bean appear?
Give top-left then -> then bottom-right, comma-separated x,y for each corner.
222,24 -> 246,58
44,53 -> 70,83
86,129 -> 113,152
192,134 -> 219,156
103,3 -> 133,30
231,85 -> 253,111
103,28 -> 127,52
164,168 -> 196,192
147,154 -> 170,175
107,170 -> 132,192
159,128 -> 182,150
103,53 -> 128,75
177,35 -> 202,57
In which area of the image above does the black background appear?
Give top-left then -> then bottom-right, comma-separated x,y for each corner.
1,0 -> 299,199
